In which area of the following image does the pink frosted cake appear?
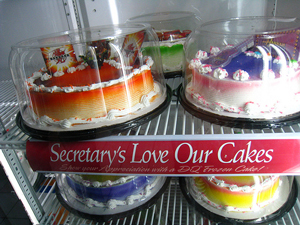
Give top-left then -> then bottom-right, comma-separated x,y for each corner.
185,43 -> 300,120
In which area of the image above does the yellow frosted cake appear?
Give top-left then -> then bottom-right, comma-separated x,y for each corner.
190,176 -> 280,212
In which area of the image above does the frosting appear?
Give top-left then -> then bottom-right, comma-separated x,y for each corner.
207,176 -> 278,192
27,56 -> 159,128
163,63 -> 183,72
195,50 -> 209,60
260,69 -> 275,80
191,46 -> 299,81
189,58 -> 202,70
189,60 -> 212,74
53,71 -> 64,77
67,176 -> 161,209
159,39 -> 186,47
69,174 -> 135,188
27,57 -> 153,93
213,68 -> 228,79
233,69 -> 249,81
186,44 -> 300,117
210,46 -> 220,55
40,73 -> 51,81
189,176 -> 281,212
36,82 -> 160,128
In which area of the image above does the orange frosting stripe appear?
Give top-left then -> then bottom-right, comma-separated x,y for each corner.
35,63 -> 122,87
30,64 -> 155,121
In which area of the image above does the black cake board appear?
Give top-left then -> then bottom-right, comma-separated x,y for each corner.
179,177 -> 298,225
164,71 -> 182,79
178,84 -> 300,130
16,85 -> 172,141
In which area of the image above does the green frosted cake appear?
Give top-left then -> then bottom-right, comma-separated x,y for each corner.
143,30 -> 191,75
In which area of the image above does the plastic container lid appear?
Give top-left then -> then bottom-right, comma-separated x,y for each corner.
181,175 -> 297,224
10,23 -> 169,139
182,17 -> 300,129
55,174 -> 169,222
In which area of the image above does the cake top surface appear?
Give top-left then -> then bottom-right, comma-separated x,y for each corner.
213,176 -> 277,186
156,30 -> 191,41
32,61 -> 127,87
200,176 -> 279,191
190,44 -> 299,82
79,175 -> 124,182
69,174 -> 136,188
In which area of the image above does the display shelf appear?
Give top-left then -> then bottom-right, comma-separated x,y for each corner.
2,77 -> 300,224
3,77 -> 300,176
2,77 -> 300,150
28,177 -> 300,225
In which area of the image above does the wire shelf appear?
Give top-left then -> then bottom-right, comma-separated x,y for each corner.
1,78 -> 300,224
35,177 -> 300,225
2,78 -> 300,149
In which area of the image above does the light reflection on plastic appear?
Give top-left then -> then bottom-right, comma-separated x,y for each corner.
108,0 -> 119,25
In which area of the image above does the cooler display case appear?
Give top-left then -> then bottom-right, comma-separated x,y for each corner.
2,1 -> 300,225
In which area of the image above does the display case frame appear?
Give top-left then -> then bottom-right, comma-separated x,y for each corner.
2,0 -> 300,224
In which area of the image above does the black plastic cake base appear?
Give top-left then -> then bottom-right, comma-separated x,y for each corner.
16,85 -> 172,141
164,70 -> 182,79
179,177 -> 298,225
55,177 -> 171,223
178,85 -> 300,129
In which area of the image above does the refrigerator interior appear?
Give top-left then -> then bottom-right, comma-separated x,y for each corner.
2,0 -> 300,224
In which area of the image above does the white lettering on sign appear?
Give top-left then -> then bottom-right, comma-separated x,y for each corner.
50,143 -> 126,166
174,142 -> 213,164
48,140 -> 274,174
218,141 -> 273,163
130,143 -> 169,164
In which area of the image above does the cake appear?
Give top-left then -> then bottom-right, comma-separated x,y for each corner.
127,11 -> 198,76
185,40 -> 300,121
189,176 -> 280,212
142,30 -> 191,74
64,174 -> 163,209
25,33 -> 164,130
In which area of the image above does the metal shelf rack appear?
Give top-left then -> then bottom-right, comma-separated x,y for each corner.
1,77 -> 300,224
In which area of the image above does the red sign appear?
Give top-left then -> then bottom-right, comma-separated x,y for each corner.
26,136 -> 300,175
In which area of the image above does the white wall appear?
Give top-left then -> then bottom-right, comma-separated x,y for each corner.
2,0 -> 300,81
0,0 -> 69,80
76,0 -> 275,27
274,0 -> 300,18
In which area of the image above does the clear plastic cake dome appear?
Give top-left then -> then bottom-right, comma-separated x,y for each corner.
180,175 -> 297,224
9,23 -> 170,140
55,174 -> 169,222
127,11 -> 201,77
182,17 -> 300,129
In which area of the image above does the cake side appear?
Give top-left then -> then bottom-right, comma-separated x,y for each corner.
191,176 -> 280,212
142,29 -> 191,73
66,175 -> 162,209
27,56 -> 162,128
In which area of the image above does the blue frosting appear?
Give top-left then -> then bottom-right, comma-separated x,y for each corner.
66,176 -> 155,202
222,49 -> 282,80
